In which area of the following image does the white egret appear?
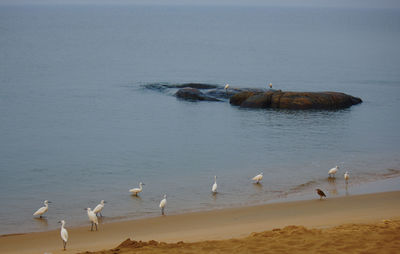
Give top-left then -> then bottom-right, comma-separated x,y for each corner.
129,182 -> 145,196
159,194 -> 167,215
224,84 -> 229,93
33,200 -> 51,218
328,166 -> 339,178
85,207 -> 98,231
269,83 -> 272,89
316,188 -> 326,200
93,200 -> 106,217
252,172 -> 263,184
344,171 -> 349,183
58,220 -> 68,250
212,176 -> 217,193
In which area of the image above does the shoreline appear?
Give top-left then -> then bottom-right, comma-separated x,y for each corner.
1,190 -> 399,254
2,172 -> 399,238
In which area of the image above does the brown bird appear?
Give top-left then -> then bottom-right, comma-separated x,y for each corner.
316,188 -> 326,200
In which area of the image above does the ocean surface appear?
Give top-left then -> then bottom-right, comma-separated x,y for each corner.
0,4 -> 400,235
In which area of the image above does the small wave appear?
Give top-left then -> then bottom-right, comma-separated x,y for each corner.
363,168 -> 400,180
382,168 -> 400,178
289,180 -> 318,193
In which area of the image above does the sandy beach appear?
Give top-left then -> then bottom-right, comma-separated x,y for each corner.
0,191 -> 399,254
86,219 -> 400,254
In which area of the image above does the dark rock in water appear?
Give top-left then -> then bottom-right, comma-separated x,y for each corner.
143,82 -> 219,92
143,83 -> 169,92
230,91 -> 263,106
145,83 -> 362,109
231,91 -> 362,109
240,91 -> 275,108
167,83 -> 219,89
205,88 -> 240,99
175,87 -> 220,101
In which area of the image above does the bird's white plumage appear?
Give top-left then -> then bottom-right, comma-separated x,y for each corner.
212,176 -> 217,193
33,200 -> 49,217
159,194 -> 167,209
328,166 -> 339,177
269,83 -> 272,88
60,220 -> 68,242
87,208 -> 98,225
93,200 -> 105,214
344,171 -> 349,181
59,220 -> 68,250
252,173 -> 263,183
224,84 -> 229,90
129,182 -> 144,196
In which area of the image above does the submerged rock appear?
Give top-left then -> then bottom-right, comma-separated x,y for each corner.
231,91 -> 362,109
167,83 -> 219,89
175,87 -> 220,101
143,82 -> 219,92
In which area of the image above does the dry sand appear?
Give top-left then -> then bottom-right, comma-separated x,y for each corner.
1,191 -> 399,254
87,219 -> 400,254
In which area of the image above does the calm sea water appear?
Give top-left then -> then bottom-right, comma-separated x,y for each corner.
1,5 -> 400,235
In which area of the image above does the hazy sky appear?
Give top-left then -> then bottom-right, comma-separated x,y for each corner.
0,0 -> 399,8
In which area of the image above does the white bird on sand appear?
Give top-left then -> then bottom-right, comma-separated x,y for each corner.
344,171 -> 349,183
252,172 -> 263,184
33,200 -> 51,218
58,220 -> 68,250
93,200 -> 106,217
269,82 -> 272,89
129,182 -> 145,196
212,176 -> 218,193
328,166 -> 339,178
224,84 -> 229,93
159,194 -> 167,215
85,207 -> 98,231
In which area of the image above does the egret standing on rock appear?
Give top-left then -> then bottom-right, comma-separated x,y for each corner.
93,200 -> 106,217
224,84 -> 229,93
85,207 -> 98,231
129,182 -> 145,196
269,82 -> 272,89
316,188 -> 326,200
159,194 -> 167,215
252,172 -> 263,184
212,176 -> 218,194
328,166 -> 339,178
58,220 -> 68,250
33,200 -> 51,218
344,171 -> 349,183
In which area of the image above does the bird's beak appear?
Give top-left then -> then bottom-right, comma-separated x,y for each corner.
104,201 -> 107,203
48,201 -> 52,203
142,183 -> 145,185
84,208 -> 88,210
58,221 -> 61,223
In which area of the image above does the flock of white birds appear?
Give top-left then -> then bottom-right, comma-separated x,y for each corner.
32,162 -> 349,250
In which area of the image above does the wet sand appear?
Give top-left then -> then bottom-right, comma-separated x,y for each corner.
1,191 -> 399,254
